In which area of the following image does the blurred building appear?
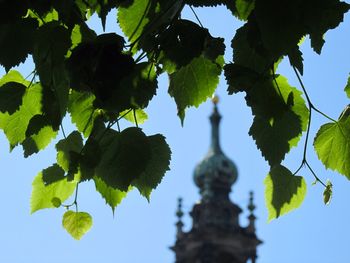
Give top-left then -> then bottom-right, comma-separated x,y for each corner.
171,98 -> 262,263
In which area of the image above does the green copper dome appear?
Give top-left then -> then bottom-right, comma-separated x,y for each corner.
193,99 -> 238,201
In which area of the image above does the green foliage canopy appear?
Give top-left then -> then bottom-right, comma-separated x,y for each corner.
0,0 -> 349,239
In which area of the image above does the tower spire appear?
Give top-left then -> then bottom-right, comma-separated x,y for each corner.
175,197 -> 184,238
172,99 -> 263,263
209,95 -> 222,154
247,191 -> 257,234
193,96 -> 238,202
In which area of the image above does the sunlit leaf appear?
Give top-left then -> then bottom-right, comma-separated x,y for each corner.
31,165 -> 76,213
344,74 -> 350,98
249,75 -> 309,166
0,83 -> 42,150
264,165 -> 307,221
169,56 -> 222,122
314,113 -> 350,180
68,90 -> 100,138
56,131 -> 83,172
94,176 -> 128,213
62,211 -> 93,240
235,0 -> 254,20
120,109 -> 148,124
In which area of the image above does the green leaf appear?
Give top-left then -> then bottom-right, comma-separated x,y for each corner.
31,165 -> 76,213
264,165 -> 307,221
303,0 -> 350,54
132,134 -> 171,201
169,56 -> 222,122
323,180 -> 333,205
0,70 -> 29,86
0,18 -> 38,71
248,75 -> 309,166
33,22 -> 71,129
70,24 -> 97,51
0,71 -> 52,152
51,197 -> 62,208
159,19 -> 211,70
0,82 -> 26,114
22,117 -> 58,157
120,109 -> 148,125
225,63 -> 261,94
78,137 -> 102,182
56,131 -> 83,172
62,211 -> 93,240
235,0 -> 255,21
94,176 -> 128,213
314,113 -> 350,180
68,90 -> 100,138
288,46 -> 304,75
344,74 -> 350,98
42,163 -> 66,185
0,82 -> 42,150
115,62 -> 157,111
184,0 -> 236,14
95,127 -> 151,191
254,0 -> 304,58
117,0 -> 151,44
231,23 -> 275,74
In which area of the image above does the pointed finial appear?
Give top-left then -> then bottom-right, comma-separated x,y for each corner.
212,94 -> 219,105
209,95 -> 222,153
175,197 -> 184,238
248,191 -> 256,213
247,191 -> 256,233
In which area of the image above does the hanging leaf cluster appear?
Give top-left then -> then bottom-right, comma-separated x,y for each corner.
0,0 -> 349,238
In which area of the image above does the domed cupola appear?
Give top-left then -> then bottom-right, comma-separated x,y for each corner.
193,96 -> 238,202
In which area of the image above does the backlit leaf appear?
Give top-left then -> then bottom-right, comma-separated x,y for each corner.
56,131 -> 83,172
68,90 -> 100,138
314,113 -> 350,180
31,166 -> 76,213
94,176 -> 128,213
344,74 -> 350,98
62,211 -> 93,240
235,0 -> 255,21
0,83 -> 42,150
169,56 -> 222,122
264,165 -> 307,221
121,109 -> 148,124
249,75 -> 309,166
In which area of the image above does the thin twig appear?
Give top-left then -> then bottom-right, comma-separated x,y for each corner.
293,66 -> 337,122
189,6 -> 204,27
60,124 -> 67,139
133,109 -> 139,127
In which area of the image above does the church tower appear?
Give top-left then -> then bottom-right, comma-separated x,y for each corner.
171,97 -> 262,263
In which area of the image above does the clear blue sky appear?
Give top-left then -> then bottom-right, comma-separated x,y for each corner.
1,5 -> 350,263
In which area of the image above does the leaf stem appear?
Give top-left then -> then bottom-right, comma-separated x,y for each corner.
133,109 -> 139,127
292,66 -> 337,123
60,124 -> 67,139
305,161 -> 326,187
291,66 -> 327,188
189,6 -> 204,27
62,183 -> 80,210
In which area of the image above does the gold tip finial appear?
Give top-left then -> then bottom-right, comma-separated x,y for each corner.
212,95 -> 219,105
